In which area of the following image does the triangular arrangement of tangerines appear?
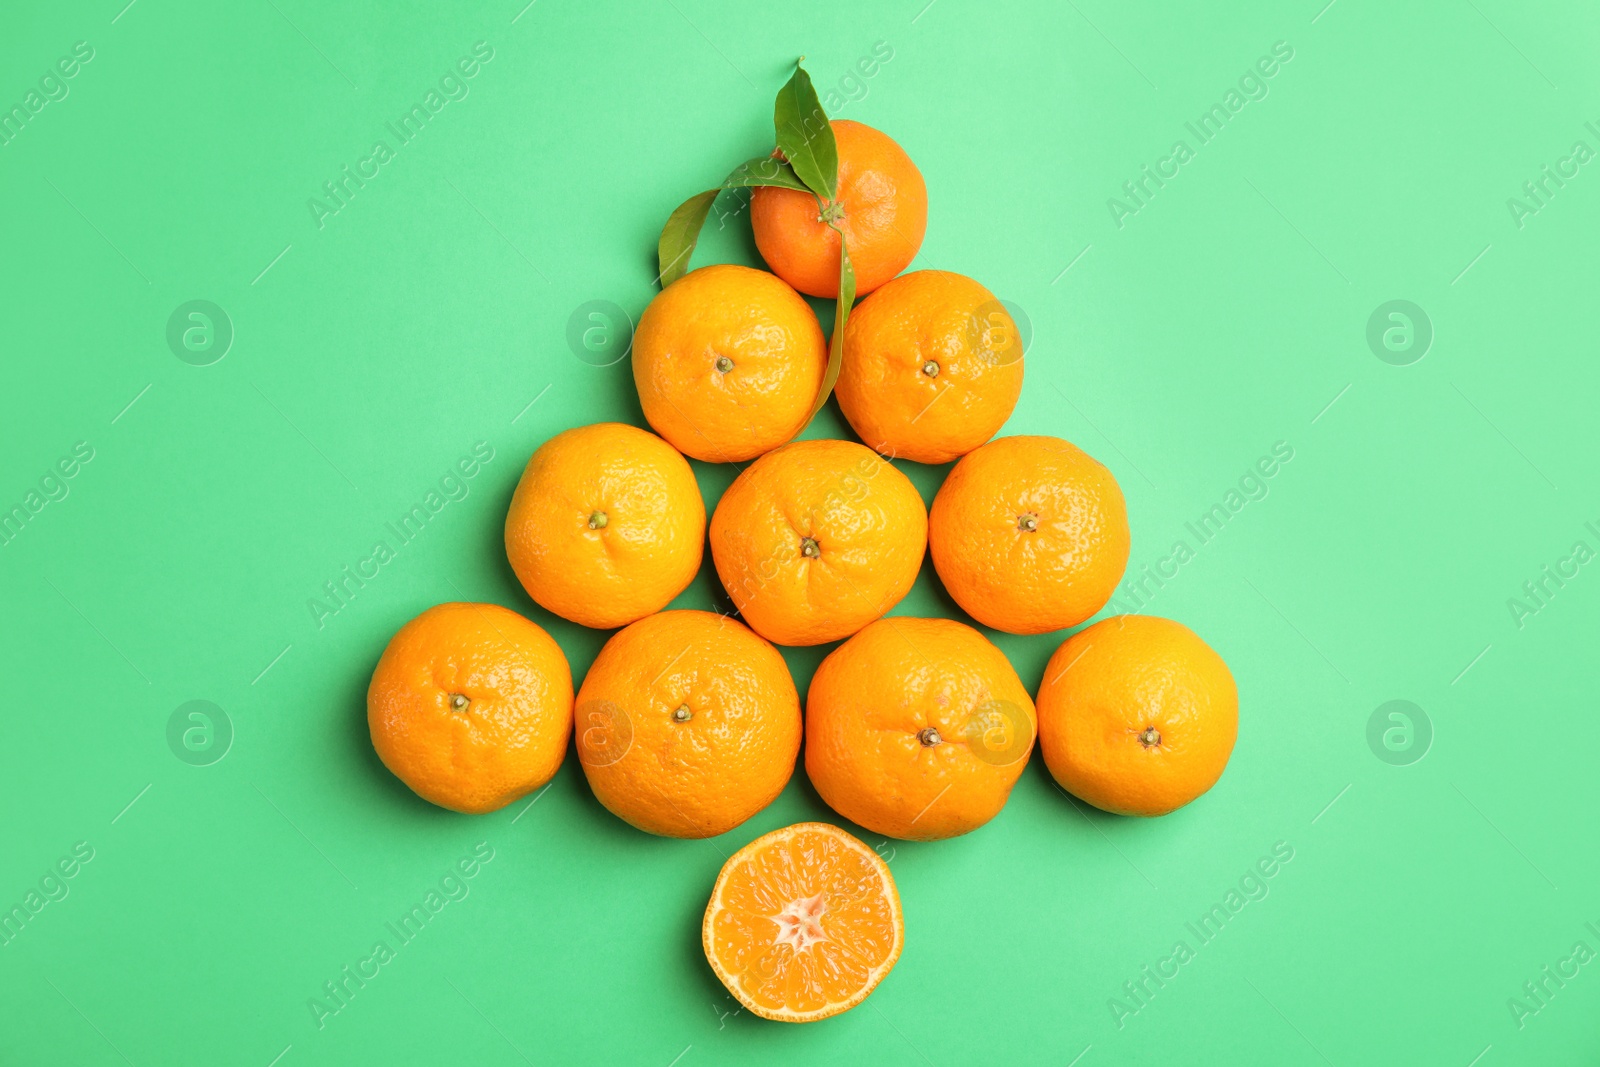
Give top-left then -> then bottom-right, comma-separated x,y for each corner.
368,59 -> 1237,1026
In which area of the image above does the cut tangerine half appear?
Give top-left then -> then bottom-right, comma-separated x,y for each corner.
702,822 -> 904,1023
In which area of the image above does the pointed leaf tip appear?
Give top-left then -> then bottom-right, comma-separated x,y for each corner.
773,62 -> 838,202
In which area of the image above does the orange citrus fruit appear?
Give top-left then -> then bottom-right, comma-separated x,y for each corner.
703,822 -> 904,1022
368,602 -> 572,814
633,264 -> 827,463
1037,615 -> 1238,817
750,119 -> 927,298
709,438 -> 927,646
838,271 -> 1024,465
504,422 -> 704,630
806,617 -> 1036,840
574,610 -> 800,838
930,435 -> 1129,635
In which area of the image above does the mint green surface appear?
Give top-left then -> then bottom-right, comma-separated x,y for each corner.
3,2 -> 1597,1064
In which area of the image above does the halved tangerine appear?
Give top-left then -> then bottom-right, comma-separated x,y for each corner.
702,822 -> 904,1023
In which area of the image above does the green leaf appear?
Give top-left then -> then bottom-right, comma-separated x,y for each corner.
656,190 -> 719,289
773,61 -> 838,202
724,154 -> 810,193
809,227 -> 855,418
656,156 -> 811,288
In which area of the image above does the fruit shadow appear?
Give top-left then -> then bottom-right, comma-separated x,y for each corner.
1030,756 -> 1131,830
543,731 -> 668,851
804,294 -> 838,340
907,540 -> 966,619
677,880 -> 740,1018
485,473 -> 525,574
599,350 -> 648,427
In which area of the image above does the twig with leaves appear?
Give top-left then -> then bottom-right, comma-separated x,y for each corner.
657,59 -> 856,418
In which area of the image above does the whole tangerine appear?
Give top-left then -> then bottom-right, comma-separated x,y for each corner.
709,438 -> 926,646
633,264 -> 827,463
368,602 -> 572,814
504,422 -> 704,630
805,616 -> 1036,840
575,610 -> 801,838
930,435 -> 1128,634
838,270 -> 1024,465
1037,615 -> 1238,817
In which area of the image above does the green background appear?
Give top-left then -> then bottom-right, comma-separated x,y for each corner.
3,0 -> 1597,1063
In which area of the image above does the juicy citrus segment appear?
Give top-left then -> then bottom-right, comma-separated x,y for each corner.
703,822 -> 904,1022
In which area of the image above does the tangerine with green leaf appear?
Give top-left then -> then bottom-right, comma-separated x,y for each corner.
751,119 -> 927,299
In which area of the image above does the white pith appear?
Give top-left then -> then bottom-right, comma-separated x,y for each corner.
772,892 -> 828,952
